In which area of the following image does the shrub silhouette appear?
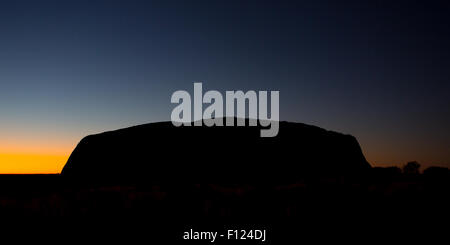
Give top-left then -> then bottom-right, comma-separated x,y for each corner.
403,161 -> 421,175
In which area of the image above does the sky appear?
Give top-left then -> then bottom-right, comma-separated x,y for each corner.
0,0 -> 449,173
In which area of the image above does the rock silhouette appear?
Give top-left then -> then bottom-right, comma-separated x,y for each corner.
62,118 -> 370,180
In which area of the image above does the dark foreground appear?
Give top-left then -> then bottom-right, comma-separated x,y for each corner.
0,168 -> 449,244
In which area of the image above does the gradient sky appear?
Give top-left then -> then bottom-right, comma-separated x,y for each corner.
1,0 -> 449,173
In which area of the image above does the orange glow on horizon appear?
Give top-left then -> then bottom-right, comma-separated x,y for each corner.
0,153 -> 68,174
0,136 -> 76,173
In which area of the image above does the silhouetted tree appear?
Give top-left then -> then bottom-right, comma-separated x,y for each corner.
403,161 -> 421,175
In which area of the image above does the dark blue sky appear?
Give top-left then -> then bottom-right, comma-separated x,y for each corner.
1,0 -> 449,168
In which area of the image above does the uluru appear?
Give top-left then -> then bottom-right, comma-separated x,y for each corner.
61,118 -> 371,181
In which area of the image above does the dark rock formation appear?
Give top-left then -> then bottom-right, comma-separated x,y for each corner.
61,119 -> 371,181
